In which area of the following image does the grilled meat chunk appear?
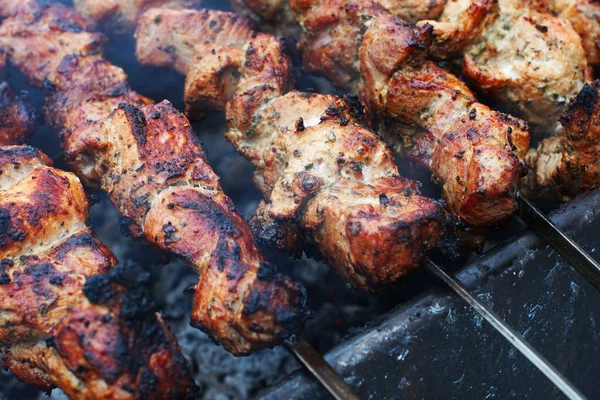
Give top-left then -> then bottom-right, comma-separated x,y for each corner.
135,7 -> 448,291
0,82 -> 36,145
459,0 -> 590,134
0,1 -> 308,355
231,0 -> 299,37
73,0 -> 204,32
289,0 -> 530,227
531,0 -> 600,65
0,145 -> 197,399
417,0 -> 495,58
523,81 -> 600,201
377,0 -> 446,22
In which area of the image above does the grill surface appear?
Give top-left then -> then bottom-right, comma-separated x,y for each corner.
263,190 -> 600,399
1,1 -> 599,399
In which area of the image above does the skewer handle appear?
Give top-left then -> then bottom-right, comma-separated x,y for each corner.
517,192 -> 600,292
285,337 -> 360,400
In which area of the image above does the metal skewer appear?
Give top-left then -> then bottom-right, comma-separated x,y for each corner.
285,337 -> 360,400
424,257 -> 586,400
516,192 -> 600,292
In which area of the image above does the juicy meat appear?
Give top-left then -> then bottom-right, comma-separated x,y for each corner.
135,8 -> 448,291
73,0 -> 204,31
135,7 -> 255,76
377,0 -> 446,22
0,1 -> 308,355
523,81 -> 600,201
533,0 -> 600,65
0,145 -> 197,399
290,0 -> 530,228
460,0 -> 590,134
0,82 -> 36,145
418,0 -> 495,58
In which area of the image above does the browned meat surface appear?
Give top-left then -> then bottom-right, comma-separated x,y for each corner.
289,0 -> 530,228
73,0 -> 204,32
377,0 -> 446,22
523,81 -> 600,201
530,0 -> 600,65
460,0 -> 590,134
417,0 -> 494,58
0,1 -> 308,355
0,145 -> 197,399
231,0 -> 300,37
0,82 -> 36,145
135,7 -> 448,291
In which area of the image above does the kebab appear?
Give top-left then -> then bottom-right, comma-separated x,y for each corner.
131,8 -> 595,398
0,0 -> 309,356
134,6 -> 529,234
37,3 -> 599,398
134,7 -> 448,291
0,83 -> 198,399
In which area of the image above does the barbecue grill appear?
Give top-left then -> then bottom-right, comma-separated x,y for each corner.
2,1 -> 600,399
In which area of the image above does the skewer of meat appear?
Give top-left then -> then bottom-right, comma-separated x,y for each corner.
0,84 -> 197,399
133,7 -> 448,292
131,8 -> 593,399
134,4 -> 528,232
0,0 -> 308,356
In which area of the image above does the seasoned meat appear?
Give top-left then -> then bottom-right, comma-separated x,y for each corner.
231,0 -> 444,32
231,0 -> 300,37
532,0 -> 600,65
523,81 -> 600,201
135,7 -> 448,291
461,0 -> 590,134
135,8 -> 255,75
377,0 -> 446,23
0,1 -> 308,355
73,0 -> 204,32
0,145 -> 197,399
417,0 -> 495,58
0,2 -> 102,86
290,0 -> 530,227
0,82 -> 36,145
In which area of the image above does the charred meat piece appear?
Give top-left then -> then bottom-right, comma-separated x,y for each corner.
135,7 -> 448,291
0,1 -> 308,355
289,0 -> 530,228
0,145 -> 197,399
523,81 -> 600,201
